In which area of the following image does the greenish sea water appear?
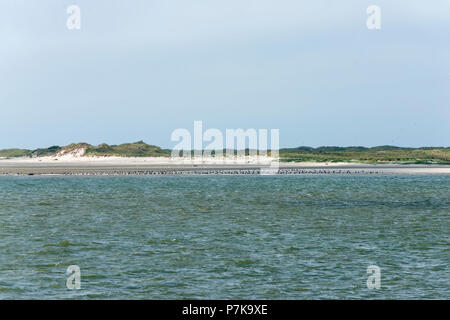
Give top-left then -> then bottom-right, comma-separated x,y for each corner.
0,175 -> 449,299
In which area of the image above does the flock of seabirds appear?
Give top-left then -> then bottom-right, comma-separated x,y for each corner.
2,168 -> 381,176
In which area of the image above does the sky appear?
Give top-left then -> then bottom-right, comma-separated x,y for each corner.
0,0 -> 449,149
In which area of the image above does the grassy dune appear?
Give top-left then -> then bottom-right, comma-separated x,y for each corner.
1,142 -> 449,164
85,141 -> 169,157
279,146 -> 450,164
0,141 -> 169,158
0,149 -> 31,158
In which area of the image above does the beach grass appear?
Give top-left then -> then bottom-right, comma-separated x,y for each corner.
1,142 -> 449,164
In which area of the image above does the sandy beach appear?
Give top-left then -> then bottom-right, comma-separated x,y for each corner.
0,156 -> 449,176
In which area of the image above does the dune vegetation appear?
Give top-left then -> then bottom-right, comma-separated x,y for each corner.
0,148 -> 31,158
279,146 -> 450,164
1,142 -> 449,164
85,141 -> 169,157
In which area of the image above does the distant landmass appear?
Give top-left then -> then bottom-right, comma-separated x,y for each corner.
0,141 -> 449,164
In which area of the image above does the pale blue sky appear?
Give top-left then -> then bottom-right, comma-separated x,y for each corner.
0,0 -> 449,149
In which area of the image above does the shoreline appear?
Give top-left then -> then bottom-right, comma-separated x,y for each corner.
1,157 -> 449,176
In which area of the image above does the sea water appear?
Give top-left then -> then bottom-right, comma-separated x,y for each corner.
0,175 -> 449,299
